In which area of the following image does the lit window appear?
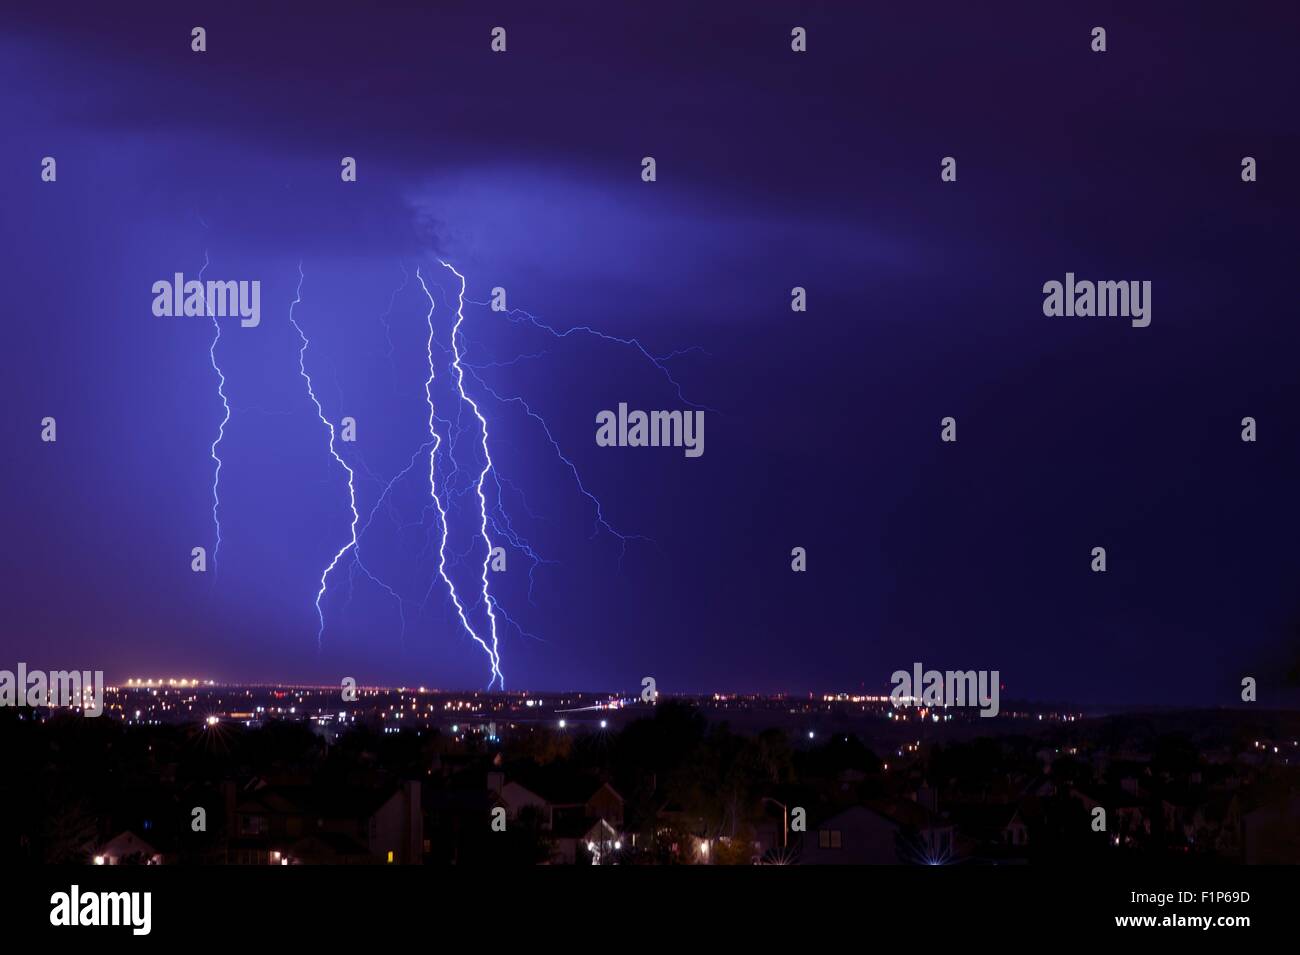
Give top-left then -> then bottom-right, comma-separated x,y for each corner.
818,829 -> 842,849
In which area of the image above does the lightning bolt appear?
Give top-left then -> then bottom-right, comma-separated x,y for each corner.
442,261 -> 505,684
427,271 -> 713,668
287,262 -> 360,647
416,266 -> 504,688
462,366 -> 651,560
460,296 -> 711,560
468,300 -> 715,412
259,258 -> 706,688
203,249 -> 232,577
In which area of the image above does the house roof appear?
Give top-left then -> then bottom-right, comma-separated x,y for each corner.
235,783 -> 404,819
99,830 -> 159,857
867,798 -> 951,831
813,804 -> 900,832
504,766 -> 620,806
553,816 -> 619,840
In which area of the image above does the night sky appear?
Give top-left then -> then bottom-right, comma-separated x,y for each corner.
3,1 -> 1298,704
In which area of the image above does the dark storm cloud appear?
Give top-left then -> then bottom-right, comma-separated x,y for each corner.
1,1 -> 1298,703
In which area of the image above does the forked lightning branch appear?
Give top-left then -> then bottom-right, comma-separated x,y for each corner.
153,256 -> 707,687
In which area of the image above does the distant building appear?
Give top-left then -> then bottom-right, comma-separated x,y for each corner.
488,773 -> 552,824
94,830 -> 161,866
553,818 -> 621,865
485,771 -> 624,863
224,779 -> 422,864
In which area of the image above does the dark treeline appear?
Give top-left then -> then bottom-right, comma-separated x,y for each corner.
3,703 -> 1297,864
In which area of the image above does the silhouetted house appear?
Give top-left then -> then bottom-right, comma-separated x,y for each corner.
224,779 -> 421,864
550,780 -> 624,831
93,830 -> 161,866
485,771 -> 624,863
553,817 -> 620,865
799,806 -> 904,864
798,801 -> 957,865
487,773 -> 550,824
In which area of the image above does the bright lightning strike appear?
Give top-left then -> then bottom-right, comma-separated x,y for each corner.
248,258 -> 703,686
287,262 -> 360,648
442,261 -> 504,686
203,250 -> 231,577
416,266 -> 504,689
423,270 -> 711,668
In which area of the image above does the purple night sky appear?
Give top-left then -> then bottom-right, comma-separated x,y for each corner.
2,1 -> 1298,703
